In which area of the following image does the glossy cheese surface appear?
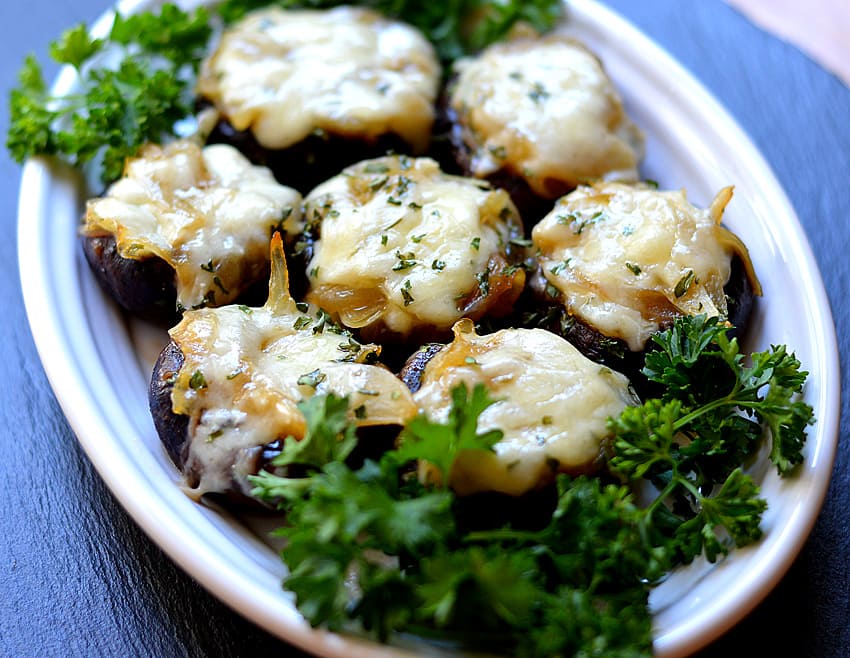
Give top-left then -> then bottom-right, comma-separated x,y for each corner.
197,7 -> 440,152
532,182 -> 759,351
168,239 -> 416,498
449,35 -> 643,198
305,156 -> 524,339
414,320 -> 637,495
83,140 -> 302,311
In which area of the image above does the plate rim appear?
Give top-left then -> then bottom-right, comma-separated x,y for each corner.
15,1 -> 841,657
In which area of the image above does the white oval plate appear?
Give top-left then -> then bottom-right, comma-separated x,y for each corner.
17,1 -> 840,656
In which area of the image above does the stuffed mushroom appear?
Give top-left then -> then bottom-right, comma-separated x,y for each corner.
401,319 -> 638,496
526,182 -> 760,370
302,155 -> 527,346
446,34 -> 644,225
82,140 -> 303,322
197,6 -> 442,193
149,234 -> 417,505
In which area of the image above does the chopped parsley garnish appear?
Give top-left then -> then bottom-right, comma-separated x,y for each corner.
212,276 -> 230,295
488,144 -> 507,159
674,269 -> 696,297
401,279 -> 414,306
369,175 -> 389,191
392,251 -> 418,271
549,259 -> 571,275
528,81 -> 550,103
336,337 -> 365,362
188,370 -> 207,390
297,368 -> 327,389
293,316 -> 312,331
475,269 -> 490,297
363,162 -> 390,174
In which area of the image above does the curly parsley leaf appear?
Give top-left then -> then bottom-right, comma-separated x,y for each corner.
396,382 -> 503,486
610,314 -> 812,564
639,314 -> 813,475
249,392 -> 359,504
274,459 -> 455,634
217,0 -> 564,64
7,57 -> 56,161
49,24 -> 103,70
273,392 -> 358,470
109,4 -> 212,68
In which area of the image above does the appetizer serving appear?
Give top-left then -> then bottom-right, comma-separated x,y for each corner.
404,319 -> 638,495
198,6 -> 442,193
82,140 -> 303,321
150,234 -> 416,504
525,182 -> 760,374
10,1 -> 825,658
302,155 -> 525,344
446,34 -> 644,223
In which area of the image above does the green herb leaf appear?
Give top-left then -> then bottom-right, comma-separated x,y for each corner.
7,4 -> 211,184
49,24 -> 103,70
396,382 -> 502,485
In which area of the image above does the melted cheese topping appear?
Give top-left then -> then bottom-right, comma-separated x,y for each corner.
305,156 -> 524,339
83,140 -> 303,311
532,182 -> 760,351
449,35 -> 644,199
197,7 -> 440,152
169,237 -> 417,498
414,320 -> 637,496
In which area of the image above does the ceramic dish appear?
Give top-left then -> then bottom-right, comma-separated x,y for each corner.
16,0 -> 841,656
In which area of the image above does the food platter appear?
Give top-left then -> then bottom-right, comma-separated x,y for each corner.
16,0 -> 840,656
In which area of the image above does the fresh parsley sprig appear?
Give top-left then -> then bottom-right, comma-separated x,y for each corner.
251,385 -> 658,656
7,4 -> 211,185
249,316 -> 812,656
396,381 -> 503,486
608,314 -> 812,563
216,0 -> 564,64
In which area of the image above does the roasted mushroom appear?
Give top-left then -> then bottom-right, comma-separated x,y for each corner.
445,34 -> 644,226
401,319 -> 638,496
302,155 -> 527,348
82,140 -> 303,323
525,182 -> 760,373
197,6 -> 441,193
149,234 -> 417,506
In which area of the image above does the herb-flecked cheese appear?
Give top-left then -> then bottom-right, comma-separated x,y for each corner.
169,236 -> 417,498
305,156 -> 525,339
532,182 -> 760,351
414,320 -> 637,495
197,7 -> 441,152
83,140 -> 302,311
449,35 -> 643,198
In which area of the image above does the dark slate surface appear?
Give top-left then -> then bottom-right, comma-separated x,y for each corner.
1,1 -> 847,656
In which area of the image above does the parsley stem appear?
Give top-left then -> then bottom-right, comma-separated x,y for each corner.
644,477 -> 679,517
463,528 -> 542,544
672,393 -> 739,430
